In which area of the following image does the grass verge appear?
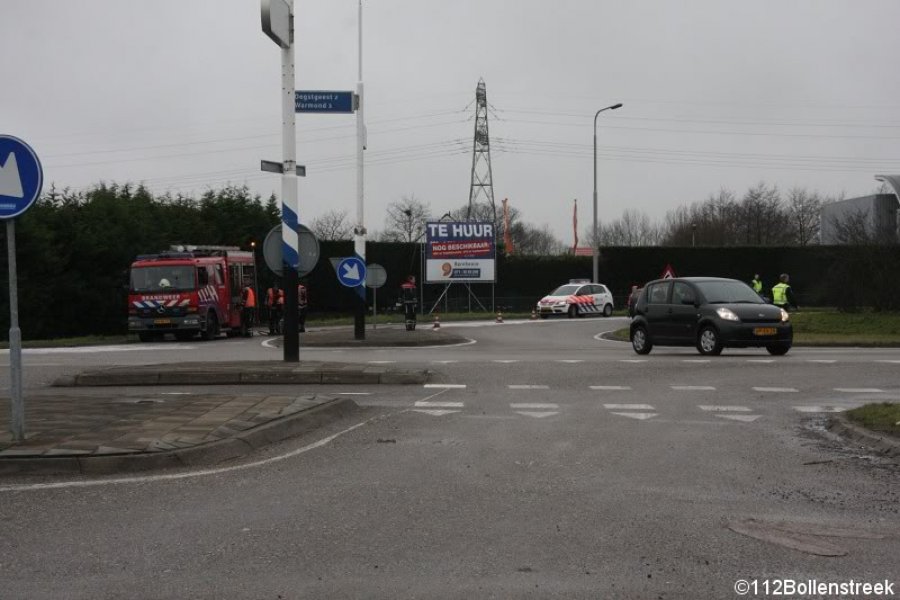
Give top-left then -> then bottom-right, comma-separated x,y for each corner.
845,403 -> 900,436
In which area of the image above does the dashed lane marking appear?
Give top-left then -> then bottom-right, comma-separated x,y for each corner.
423,384 -> 466,389
682,359 -> 711,364
715,414 -> 762,423
431,360 -> 459,364
555,359 -> 584,364
671,385 -> 717,391
510,403 -> 559,409
412,409 -> 461,416
833,388 -> 884,393
367,360 -> 396,364
508,385 -> 550,390
515,411 -> 560,418
619,359 -> 648,364
414,401 -> 464,408
591,385 -> 633,391
876,360 -> 900,364
698,405 -> 752,412
753,387 -> 799,393
493,360 -> 519,364
603,404 -> 654,410
807,360 -> 837,364
746,359 -> 775,364
610,412 -> 658,420
793,406 -> 853,413
335,392 -> 372,396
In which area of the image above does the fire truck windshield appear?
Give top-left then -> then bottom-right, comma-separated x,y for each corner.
131,266 -> 195,293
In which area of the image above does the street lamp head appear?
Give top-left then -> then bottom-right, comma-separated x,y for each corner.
610,103 -> 623,110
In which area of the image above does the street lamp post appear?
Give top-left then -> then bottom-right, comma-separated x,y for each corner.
592,102 -> 623,284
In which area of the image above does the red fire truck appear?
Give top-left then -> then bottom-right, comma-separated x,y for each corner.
128,245 -> 256,342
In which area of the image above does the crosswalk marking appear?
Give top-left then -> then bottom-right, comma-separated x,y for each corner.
753,387 -> 798,393
604,403 -> 654,410
698,405 -> 752,412
834,388 -> 884,393
590,385 -> 632,391
671,385 -> 716,391
508,384 -> 550,390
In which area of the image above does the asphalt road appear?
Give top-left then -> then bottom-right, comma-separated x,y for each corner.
1,318 -> 898,598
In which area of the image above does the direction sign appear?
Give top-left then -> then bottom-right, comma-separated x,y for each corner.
295,91 -> 356,114
0,135 -> 43,220
263,224 -> 320,276
336,256 -> 366,287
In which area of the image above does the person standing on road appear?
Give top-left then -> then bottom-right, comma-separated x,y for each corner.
751,274 -> 763,295
239,279 -> 256,337
400,275 -> 418,331
266,283 -> 285,335
297,282 -> 309,333
771,273 -> 798,312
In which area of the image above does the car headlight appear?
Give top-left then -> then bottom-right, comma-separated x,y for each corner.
780,308 -> 790,322
554,301 -> 567,307
716,307 -> 740,322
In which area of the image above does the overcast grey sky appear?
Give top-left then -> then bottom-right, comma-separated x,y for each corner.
2,0 -> 899,243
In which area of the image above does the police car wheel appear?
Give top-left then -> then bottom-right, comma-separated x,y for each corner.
567,305 -> 578,319
603,304 -> 613,317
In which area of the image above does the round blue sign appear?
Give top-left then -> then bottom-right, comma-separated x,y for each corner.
0,135 -> 43,220
336,256 -> 366,288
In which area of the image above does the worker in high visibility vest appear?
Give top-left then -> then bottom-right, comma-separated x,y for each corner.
240,280 -> 256,338
751,274 -> 763,294
298,283 -> 309,333
771,273 -> 798,312
266,283 -> 285,335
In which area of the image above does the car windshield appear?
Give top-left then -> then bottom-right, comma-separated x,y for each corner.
130,266 -> 195,293
695,280 -> 764,304
550,285 -> 581,296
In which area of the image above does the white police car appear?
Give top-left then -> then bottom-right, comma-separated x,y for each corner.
536,279 -> 615,318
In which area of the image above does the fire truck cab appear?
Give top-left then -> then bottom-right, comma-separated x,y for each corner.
128,245 -> 256,342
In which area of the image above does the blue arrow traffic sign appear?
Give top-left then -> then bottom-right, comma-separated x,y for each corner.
0,135 -> 43,220
336,256 -> 367,288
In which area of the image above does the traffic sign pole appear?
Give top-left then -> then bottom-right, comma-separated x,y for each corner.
6,220 -> 23,442
354,0 -> 367,341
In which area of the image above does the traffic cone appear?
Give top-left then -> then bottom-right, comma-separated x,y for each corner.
496,311 -> 504,323
432,314 -> 441,330
530,309 -> 538,320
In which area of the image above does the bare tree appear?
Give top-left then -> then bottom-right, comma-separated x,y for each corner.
310,209 -> 352,240
785,187 -> 821,246
382,195 -> 431,242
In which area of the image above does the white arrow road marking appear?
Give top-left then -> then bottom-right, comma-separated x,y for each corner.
342,263 -> 360,281
604,404 -> 654,410
753,387 -> 798,393
508,385 -> 550,390
510,403 -> 559,409
414,401 -> 464,408
423,384 -> 466,389
793,406 -> 853,413
611,412 -> 658,420
833,388 -> 884,393
671,385 -> 717,391
698,405 -> 752,412
515,411 -> 559,418
591,385 -> 632,391
715,414 -> 762,422
412,409 -> 461,416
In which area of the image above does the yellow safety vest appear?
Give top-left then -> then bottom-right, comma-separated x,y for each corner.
751,279 -> 762,293
772,283 -> 789,305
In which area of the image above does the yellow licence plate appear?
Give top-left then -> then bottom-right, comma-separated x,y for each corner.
154,318 -> 172,325
753,327 -> 777,336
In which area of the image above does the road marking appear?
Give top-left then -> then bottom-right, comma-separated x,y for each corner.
876,360 -> 900,364
753,387 -> 798,393
510,403 -> 559,409
367,360 -> 396,364
555,359 -> 584,364
431,360 -> 459,364
807,360 -> 837,364
698,405 -> 752,412
335,392 -> 372,396
604,403 -> 654,410
834,388 -> 884,393
515,411 -> 559,419
610,412 -> 658,420
493,360 -> 519,364
412,409 -> 461,416
160,392 -> 192,395
0,414 -> 378,493
619,359 -> 647,363
423,384 -> 467,389
0,345 -> 197,355
508,385 -> 550,390
793,406 -> 852,413
414,401 -> 464,408
591,385 -> 633,391
746,359 -> 775,364
682,359 -> 711,364
715,414 -> 762,423
671,385 -> 716,391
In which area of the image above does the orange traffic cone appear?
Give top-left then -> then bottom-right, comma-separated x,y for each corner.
496,311 -> 504,323
432,314 -> 441,330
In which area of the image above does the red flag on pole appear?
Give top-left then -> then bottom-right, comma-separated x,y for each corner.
573,199 -> 579,253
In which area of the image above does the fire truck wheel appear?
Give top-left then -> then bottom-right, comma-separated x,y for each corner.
203,313 -> 219,341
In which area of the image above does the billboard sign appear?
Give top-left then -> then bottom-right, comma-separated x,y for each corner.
425,221 -> 495,283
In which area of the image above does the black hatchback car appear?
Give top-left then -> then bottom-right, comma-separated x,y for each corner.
629,277 -> 792,356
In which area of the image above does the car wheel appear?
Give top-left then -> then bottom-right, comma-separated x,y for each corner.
631,325 -> 653,355
697,326 -> 723,355
766,344 -> 790,356
603,303 -> 613,317
203,312 -> 218,341
567,305 -> 578,319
